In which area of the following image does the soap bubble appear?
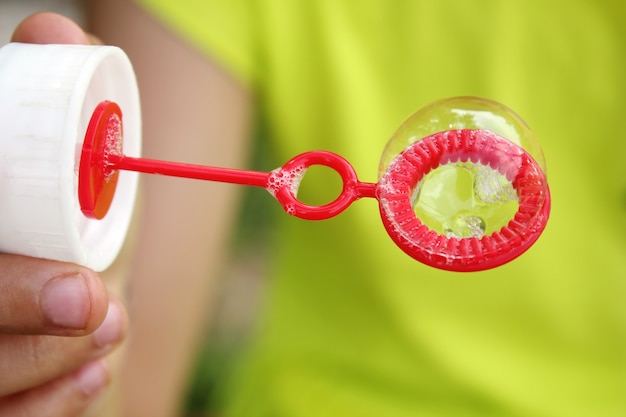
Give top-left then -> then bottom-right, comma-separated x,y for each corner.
379,97 -> 544,239
414,158 -> 520,238
379,96 -> 545,175
377,97 -> 550,271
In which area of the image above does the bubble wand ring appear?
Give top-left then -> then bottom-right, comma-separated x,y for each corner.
266,151 -> 376,220
80,100 -> 550,272
378,129 -> 550,272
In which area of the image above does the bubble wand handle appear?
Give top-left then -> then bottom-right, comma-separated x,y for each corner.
109,154 -> 270,187
80,100 -> 377,221
80,99 -> 550,272
106,151 -> 377,221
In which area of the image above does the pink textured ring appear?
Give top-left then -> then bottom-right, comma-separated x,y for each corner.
377,129 -> 551,272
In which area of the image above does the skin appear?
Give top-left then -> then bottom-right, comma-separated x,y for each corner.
2,3 -> 252,416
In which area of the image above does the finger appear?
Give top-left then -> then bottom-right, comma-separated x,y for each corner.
0,359 -> 110,417
0,299 -> 126,396
0,254 -> 108,336
11,12 -> 90,44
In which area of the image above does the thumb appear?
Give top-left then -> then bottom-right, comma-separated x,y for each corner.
11,12 -> 91,44
0,254 -> 109,336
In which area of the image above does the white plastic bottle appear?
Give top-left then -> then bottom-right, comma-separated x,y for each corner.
0,43 -> 141,271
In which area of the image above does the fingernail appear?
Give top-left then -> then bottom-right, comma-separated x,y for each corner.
73,360 -> 109,397
41,273 -> 90,329
93,301 -> 124,348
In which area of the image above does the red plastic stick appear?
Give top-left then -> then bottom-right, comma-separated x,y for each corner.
110,154 -> 269,187
110,151 -> 376,221
79,101 -> 376,221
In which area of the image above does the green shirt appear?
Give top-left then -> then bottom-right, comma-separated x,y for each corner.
138,1 -> 626,416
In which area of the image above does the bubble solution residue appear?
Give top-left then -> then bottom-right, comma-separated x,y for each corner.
266,166 -> 307,200
412,160 -> 519,238
103,112 -> 123,181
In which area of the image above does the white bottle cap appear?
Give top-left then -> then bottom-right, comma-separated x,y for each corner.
0,43 -> 141,271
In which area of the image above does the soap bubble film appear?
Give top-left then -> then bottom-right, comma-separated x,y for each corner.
377,97 -> 550,271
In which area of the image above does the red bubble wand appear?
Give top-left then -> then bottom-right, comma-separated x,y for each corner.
79,99 -> 550,272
